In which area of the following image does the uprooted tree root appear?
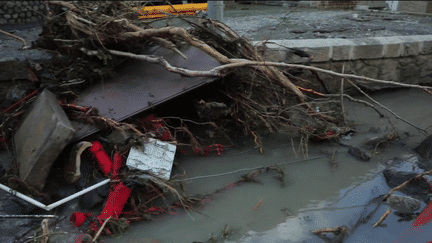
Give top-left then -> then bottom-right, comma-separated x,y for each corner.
32,0 -> 349,152
26,0 -> 432,154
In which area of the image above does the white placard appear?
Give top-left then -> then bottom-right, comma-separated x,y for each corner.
126,138 -> 176,180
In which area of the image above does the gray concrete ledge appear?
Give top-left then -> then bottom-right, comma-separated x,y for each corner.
254,35 -> 432,63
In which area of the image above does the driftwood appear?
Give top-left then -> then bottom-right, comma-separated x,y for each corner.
0,28 -> 31,49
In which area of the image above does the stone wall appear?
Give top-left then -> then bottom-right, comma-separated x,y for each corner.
0,1 -> 46,26
255,35 -> 432,93
398,1 -> 432,14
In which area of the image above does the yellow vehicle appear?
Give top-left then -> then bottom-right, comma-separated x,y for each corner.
132,3 -> 207,19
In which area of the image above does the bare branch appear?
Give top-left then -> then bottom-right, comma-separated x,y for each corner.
347,79 -> 427,134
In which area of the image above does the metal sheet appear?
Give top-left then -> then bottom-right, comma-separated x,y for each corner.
72,45 -> 219,140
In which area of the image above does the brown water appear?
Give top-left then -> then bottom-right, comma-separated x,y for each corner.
104,88 -> 432,243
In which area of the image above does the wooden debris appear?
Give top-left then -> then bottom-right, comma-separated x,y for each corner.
312,226 -> 349,243
373,207 -> 392,227
253,198 -> 263,210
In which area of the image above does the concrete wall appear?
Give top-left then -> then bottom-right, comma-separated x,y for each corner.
313,1 -> 359,9
0,1 -> 46,26
398,1 -> 432,14
255,35 -> 432,93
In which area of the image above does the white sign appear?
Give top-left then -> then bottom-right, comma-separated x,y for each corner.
126,138 -> 176,180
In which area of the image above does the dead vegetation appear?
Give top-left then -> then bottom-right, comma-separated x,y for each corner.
32,0 -> 354,154
3,2 -> 432,242
1,1 -> 428,157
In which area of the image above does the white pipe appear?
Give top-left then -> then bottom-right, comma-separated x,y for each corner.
0,179 -> 110,211
0,183 -> 47,209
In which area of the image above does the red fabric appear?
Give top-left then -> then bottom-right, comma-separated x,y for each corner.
98,182 -> 132,222
145,115 -> 172,141
413,201 -> 432,227
111,152 -> 124,180
90,141 -> 112,176
70,212 -> 93,227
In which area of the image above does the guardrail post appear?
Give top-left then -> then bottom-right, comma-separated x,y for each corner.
207,1 -> 224,21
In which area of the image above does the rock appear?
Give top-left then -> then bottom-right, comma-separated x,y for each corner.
14,90 -> 75,190
5,85 -> 28,105
415,135 -> 432,159
383,169 -> 431,203
348,146 -> 370,161
363,133 -> 397,150
6,2 -> 15,8
386,194 -> 421,214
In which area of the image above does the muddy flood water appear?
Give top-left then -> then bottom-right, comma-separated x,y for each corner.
103,88 -> 432,243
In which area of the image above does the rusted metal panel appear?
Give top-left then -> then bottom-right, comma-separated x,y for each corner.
72,46 -> 219,140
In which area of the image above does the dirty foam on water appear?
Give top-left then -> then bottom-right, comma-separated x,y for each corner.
105,88 -> 432,243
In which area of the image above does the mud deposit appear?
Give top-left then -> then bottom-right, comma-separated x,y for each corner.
103,88 -> 432,242
223,3 -> 432,41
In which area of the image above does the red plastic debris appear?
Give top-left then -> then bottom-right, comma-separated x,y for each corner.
72,142 -> 132,234
111,152 -> 124,180
70,212 -> 93,227
142,115 -> 172,141
413,201 -> 432,227
72,233 -> 91,243
194,144 -> 233,156
89,141 -> 112,176
98,182 -> 132,222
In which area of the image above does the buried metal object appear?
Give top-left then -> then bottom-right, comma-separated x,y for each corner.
71,45 -> 220,141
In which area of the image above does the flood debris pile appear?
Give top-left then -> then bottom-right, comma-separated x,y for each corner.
2,1 -> 432,243
32,0 -> 354,152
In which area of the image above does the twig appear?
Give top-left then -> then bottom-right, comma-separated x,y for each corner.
92,216 -> 112,242
41,219 -> 49,243
340,64 -> 347,125
81,48 -> 222,78
291,138 -> 298,159
373,207 -> 392,227
323,93 -> 385,117
347,79 -> 427,134
330,150 -> 338,172
172,155 -> 326,182
382,170 -> 432,202
253,198 -> 263,210
0,29 -> 31,50
98,46 -> 432,101
211,61 -> 432,91
3,89 -> 39,113
23,232 -> 68,243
